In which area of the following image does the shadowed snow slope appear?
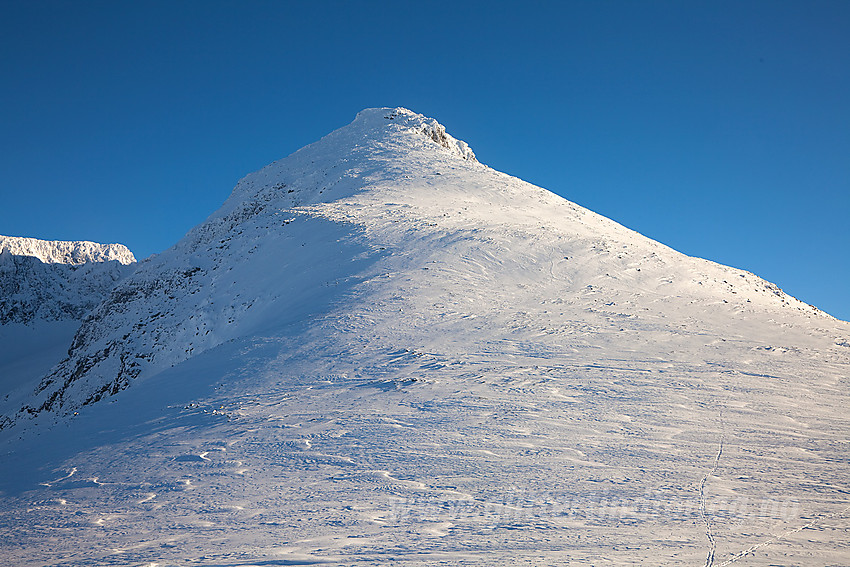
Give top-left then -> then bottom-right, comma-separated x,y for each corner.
1,108 -> 848,566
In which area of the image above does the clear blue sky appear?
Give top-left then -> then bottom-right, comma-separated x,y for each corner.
2,1 -> 848,320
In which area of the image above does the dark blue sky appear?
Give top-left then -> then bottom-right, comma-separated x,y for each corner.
2,1 -> 848,320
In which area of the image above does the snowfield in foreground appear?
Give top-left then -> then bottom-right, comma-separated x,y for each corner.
1,108 -> 848,566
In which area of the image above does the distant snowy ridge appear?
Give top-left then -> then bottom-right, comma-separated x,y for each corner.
2,107 -> 836,427
0,235 -> 136,265
0,236 -> 136,325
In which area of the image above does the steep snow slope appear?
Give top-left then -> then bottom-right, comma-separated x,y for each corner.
0,235 -> 135,265
0,108 -> 848,566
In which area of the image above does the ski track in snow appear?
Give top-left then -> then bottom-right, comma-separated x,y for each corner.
718,503 -> 850,566
698,409 -> 724,567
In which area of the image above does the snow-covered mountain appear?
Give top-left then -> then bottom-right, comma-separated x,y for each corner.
1,108 -> 830,423
1,108 -> 848,566
0,236 -> 136,325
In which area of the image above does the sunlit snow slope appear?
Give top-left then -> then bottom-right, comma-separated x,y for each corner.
1,108 -> 848,566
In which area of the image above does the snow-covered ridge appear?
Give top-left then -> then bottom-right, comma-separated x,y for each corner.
224,107 -> 476,207
0,235 -> 136,265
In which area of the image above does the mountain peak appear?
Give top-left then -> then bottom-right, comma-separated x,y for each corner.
0,236 -> 136,326
351,107 -> 476,162
223,107 -> 478,208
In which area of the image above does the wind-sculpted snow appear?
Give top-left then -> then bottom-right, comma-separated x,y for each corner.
0,235 -> 136,265
1,108 -> 849,566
